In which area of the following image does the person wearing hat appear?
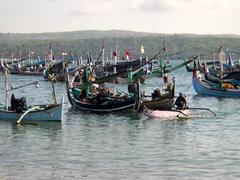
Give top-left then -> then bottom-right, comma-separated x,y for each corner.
173,92 -> 187,110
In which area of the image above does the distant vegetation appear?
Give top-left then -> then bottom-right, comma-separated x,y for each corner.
1,30 -> 240,60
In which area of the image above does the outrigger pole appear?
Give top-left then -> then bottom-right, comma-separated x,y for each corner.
187,107 -> 216,116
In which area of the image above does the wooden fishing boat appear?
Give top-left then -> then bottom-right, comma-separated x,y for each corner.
192,70 -> 240,98
10,68 -> 43,76
65,48 -> 172,112
186,60 -> 205,73
43,60 -> 66,81
141,95 -> 174,110
140,79 -> 175,110
132,74 -> 175,111
65,66 -> 136,112
0,97 -> 64,122
7,59 -> 46,76
0,61 -> 64,122
104,58 -> 145,72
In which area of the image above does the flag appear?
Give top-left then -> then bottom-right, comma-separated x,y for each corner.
113,51 -> 117,57
125,49 -> 130,60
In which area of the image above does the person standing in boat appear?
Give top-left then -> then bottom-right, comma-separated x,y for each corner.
173,92 -> 187,110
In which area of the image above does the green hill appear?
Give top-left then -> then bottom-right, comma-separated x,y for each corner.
1,30 -> 240,60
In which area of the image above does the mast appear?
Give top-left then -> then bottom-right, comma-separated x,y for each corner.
113,49 -> 117,95
50,43 -> 53,63
140,41 -> 144,67
19,49 -> 22,62
102,46 -> 105,67
11,52 -> 14,64
2,54 -> 9,110
218,46 -> 225,78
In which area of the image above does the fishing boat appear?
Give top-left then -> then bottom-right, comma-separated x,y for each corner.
10,67 -> 43,76
0,97 -> 64,122
65,48 -> 172,112
139,77 -> 175,110
6,56 -> 46,76
65,66 -> 136,112
143,106 -> 216,120
0,61 -> 64,123
43,60 -> 67,81
192,70 -> 240,98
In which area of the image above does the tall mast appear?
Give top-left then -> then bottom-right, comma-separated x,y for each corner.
113,49 -> 117,95
2,53 -> 9,110
102,46 -> 105,67
140,41 -> 144,66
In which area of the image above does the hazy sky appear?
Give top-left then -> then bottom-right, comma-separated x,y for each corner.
0,0 -> 239,34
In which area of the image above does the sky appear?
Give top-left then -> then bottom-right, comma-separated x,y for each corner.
0,0 -> 239,34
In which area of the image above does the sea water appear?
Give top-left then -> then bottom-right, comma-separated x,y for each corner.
0,63 -> 240,179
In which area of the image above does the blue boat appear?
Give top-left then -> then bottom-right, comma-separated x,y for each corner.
0,60 -> 64,123
0,97 -> 64,122
192,71 -> 240,98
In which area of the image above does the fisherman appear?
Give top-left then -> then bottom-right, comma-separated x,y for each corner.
152,88 -> 161,99
173,92 -> 187,110
11,94 -> 16,111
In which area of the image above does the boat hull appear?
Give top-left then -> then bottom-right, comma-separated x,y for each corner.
193,73 -> 240,98
141,97 -> 174,110
0,98 -> 64,122
67,89 -> 135,112
144,109 -> 188,119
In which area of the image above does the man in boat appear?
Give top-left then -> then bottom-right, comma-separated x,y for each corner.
11,94 -> 16,111
152,88 -> 161,99
173,92 -> 187,110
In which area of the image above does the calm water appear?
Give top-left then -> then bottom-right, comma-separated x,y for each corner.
1,64 -> 240,179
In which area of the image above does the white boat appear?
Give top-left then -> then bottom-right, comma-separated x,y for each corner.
0,97 -> 64,122
0,59 -> 64,123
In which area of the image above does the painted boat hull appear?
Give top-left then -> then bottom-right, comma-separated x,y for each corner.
193,73 -> 240,98
67,88 -> 135,112
65,67 -> 136,112
0,97 -> 64,122
141,97 -> 174,110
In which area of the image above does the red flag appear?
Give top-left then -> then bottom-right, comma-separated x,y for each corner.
113,51 -> 117,57
125,49 -> 130,56
125,49 -> 130,60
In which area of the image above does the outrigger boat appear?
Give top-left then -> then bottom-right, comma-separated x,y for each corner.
65,66 -> 136,112
143,106 -> 216,120
0,61 -> 64,123
143,108 -> 189,120
138,76 -> 176,111
65,49 -> 167,112
193,70 -> 240,98
0,97 -> 64,122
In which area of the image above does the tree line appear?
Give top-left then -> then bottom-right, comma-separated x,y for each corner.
0,30 -> 240,61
